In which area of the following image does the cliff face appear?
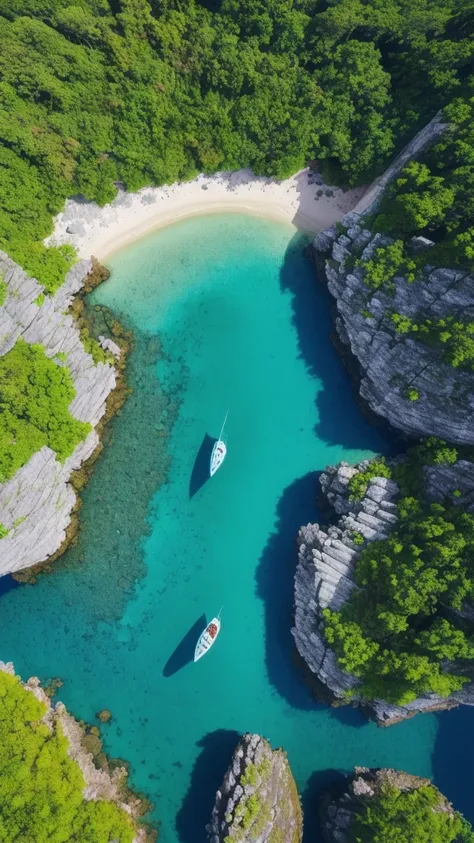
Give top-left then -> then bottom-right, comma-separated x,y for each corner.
321,767 -> 446,843
0,252 -> 119,575
208,733 -> 302,843
292,460 -> 474,725
311,217 -> 474,445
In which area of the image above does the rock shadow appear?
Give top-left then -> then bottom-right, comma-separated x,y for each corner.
189,434 -> 214,498
163,614 -> 206,677
176,729 -> 241,843
301,768 -> 348,843
279,234 -> 390,453
256,471 -> 324,710
0,575 -> 19,597
431,707 -> 474,826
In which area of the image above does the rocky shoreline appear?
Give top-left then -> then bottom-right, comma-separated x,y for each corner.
0,254 -> 124,576
320,767 -> 452,843
292,459 -> 474,725
208,733 -> 302,843
309,215 -> 474,445
0,661 -> 154,843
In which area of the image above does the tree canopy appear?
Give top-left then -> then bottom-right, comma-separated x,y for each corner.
1,0 -> 474,285
0,670 -> 135,843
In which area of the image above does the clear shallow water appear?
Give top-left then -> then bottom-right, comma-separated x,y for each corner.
0,214 -> 471,840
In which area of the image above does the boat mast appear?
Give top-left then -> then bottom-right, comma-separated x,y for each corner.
217,409 -> 229,442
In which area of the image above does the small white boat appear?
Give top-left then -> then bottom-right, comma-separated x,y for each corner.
210,410 -> 228,477
194,615 -> 221,662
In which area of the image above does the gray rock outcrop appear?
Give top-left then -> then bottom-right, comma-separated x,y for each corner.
292,460 -> 474,725
322,767 -> 448,843
208,733 -> 302,843
311,219 -> 474,445
0,252 -> 118,574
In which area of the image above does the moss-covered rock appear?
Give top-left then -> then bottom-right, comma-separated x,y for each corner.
208,733 -> 302,843
321,767 -> 473,843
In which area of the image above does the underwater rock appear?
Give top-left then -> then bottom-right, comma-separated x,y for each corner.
292,460 -> 474,725
208,733 -> 302,843
0,253 -> 120,575
97,709 -> 112,723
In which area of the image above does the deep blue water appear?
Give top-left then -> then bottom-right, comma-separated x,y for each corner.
0,214 -> 472,841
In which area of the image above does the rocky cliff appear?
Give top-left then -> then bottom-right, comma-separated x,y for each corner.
208,733 -> 302,843
292,460 -> 474,725
311,216 -> 474,445
0,252 -> 120,575
321,767 -> 452,843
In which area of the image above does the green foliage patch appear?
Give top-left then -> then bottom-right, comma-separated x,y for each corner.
349,782 -> 474,843
0,339 -> 90,481
0,670 -> 135,843
357,241 -> 418,292
348,458 -> 392,501
373,97 -> 474,270
324,490 -> 474,703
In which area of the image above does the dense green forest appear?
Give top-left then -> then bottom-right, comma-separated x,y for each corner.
324,441 -> 474,704
1,0 -> 474,288
347,779 -> 474,843
0,340 -> 90,482
0,670 -> 136,843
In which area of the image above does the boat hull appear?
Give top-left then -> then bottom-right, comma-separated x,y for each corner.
210,440 -> 226,477
194,617 -> 221,662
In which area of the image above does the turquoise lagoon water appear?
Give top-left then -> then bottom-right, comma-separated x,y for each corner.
0,214 -> 472,841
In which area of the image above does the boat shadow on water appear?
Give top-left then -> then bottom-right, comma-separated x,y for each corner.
189,434 -> 215,499
176,729 -> 241,843
162,614 -> 206,677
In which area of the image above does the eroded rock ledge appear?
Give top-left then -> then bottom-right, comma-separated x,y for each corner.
311,215 -> 474,445
292,460 -> 474,725
0,253 -> 119,575
208,733 -> 302,843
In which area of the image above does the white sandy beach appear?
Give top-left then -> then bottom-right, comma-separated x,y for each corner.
48,168 -> 366,262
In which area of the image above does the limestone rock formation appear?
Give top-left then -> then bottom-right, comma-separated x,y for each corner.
292,460 -> 474,725
0,252 -> 118,575
0,661 -> 150,843
310,217 -> 474,445
208,733 -> 302,843
321,767 -> 447,843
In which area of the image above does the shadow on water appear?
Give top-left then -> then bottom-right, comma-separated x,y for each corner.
176,729 -> 241,843
432,707 -> 474,826
302,769 -> 348,843
256,472 -> 323,711
279,234 -> 391,453
162,614 -> 206,677
0,576 -> 19,598
189,434 -> 214,499
256,469 -> 368,724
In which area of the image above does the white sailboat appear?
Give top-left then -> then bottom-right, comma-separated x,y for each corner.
209,410 -> 228,477
194,612 -> 222,662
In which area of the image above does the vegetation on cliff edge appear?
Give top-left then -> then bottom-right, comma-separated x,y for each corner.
0,339 -> 90,482
324,442 -> 474,705
0,670 -> 135,843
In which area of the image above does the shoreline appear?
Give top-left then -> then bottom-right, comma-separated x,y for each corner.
47,168 -> 366,262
